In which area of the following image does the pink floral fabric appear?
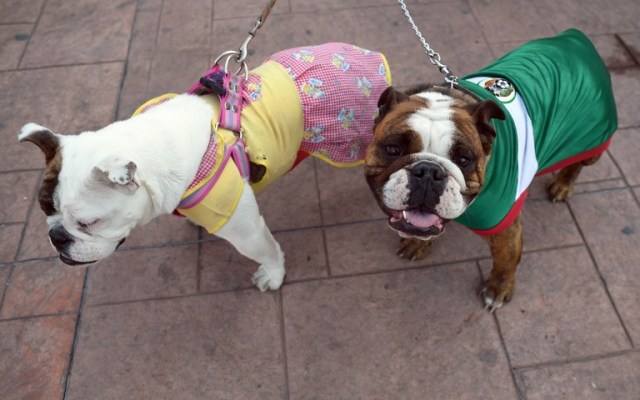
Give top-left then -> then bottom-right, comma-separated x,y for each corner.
266,43 -> 391,164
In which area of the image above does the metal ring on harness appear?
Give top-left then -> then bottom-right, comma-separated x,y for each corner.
212,50 -> 249,80
214,122 -> 244,140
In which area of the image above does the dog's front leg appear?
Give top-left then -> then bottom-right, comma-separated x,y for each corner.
481,214 -> 523,312
215,182 -> 285,291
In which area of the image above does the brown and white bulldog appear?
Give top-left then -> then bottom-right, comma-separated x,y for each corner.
364,30 -> 617,311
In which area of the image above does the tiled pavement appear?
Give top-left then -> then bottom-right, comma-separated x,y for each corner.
1,0 -> 639,398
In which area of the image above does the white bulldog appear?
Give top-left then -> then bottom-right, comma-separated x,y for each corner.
18,43 -> 391,291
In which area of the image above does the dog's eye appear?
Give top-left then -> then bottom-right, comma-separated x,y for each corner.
456,156 -> 470,168
78,220 -> 98,229
385,145 -> 403,157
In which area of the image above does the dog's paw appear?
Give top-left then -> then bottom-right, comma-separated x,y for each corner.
397,237 -> 432,261
480,279 -> 514,313
251,264 -> 285,292
548,178 -> 574,202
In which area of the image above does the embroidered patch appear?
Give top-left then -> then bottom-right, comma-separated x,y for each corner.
481,78 -> 516,103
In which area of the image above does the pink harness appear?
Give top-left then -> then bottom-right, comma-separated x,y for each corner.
176,65 -> 251,211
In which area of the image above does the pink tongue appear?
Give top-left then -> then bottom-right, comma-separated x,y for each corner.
404,210 -> 441,228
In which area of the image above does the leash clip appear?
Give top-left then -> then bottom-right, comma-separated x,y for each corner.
237,18 -> 262,63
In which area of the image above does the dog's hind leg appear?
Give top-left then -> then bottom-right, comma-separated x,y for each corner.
547,154 -> 602,202
215,182 -> 285,291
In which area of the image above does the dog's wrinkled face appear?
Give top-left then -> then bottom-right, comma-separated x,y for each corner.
365,86 -> 505,240
19,123 -> 151,265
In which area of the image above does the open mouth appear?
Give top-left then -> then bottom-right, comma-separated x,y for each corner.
388,208 -> 447,238
59,254 -> 96,266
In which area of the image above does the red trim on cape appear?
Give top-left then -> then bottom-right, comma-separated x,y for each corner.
469,138 -> 612,236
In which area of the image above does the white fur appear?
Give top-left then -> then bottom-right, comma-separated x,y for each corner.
410,92 -> 456,157
21,94 -> 287,291
381,169 -> 410,209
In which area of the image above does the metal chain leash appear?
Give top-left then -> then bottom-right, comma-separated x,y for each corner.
396,0 -> 458,87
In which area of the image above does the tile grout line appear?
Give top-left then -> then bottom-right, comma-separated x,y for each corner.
566,200 -> 635,349
614,33 -> 640,66
15,0 -> 47,69
464,0 -> 498,60
83,243 -> 589,309
12,168 -> 44,267
605,148 -> 640,211
475,262 -> 527,400
196,227 -> 204,293
512,348 -> 640,373
62,267 -> 90,400
0,310 -> 79,323
0,266 -> 12,316
5,234 -> 587,270
209,0 -> 454,22
312,159 -> 334,277
2,59 -> 127,73
112,0 -> 142,123
277,290 -> 291,400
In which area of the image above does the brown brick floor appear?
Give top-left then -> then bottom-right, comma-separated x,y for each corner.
1,0 -> 639,399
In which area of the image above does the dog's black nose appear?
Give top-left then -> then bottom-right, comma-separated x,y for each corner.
49,225 -> 73,251
410,162 -> 446,181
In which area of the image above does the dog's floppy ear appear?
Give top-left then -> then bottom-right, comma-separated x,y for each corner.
465,100 -> 505,154
376,86 -> 410,122
92,157 -> 139,193
18,123 -> 60,163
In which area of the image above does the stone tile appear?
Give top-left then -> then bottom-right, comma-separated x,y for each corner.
0,224 -> 23,263
479,247 -> 630,367
0,315 -> 76,400
0,24 -> 31,71
589,34 -> 637,69
468,0 -> 557,44
538,0 -> 640,36
575,151 -> 622,183
570,189 -> 640,344
21,0 -> 136,68
146,48 -> 211,99
0,63 -> 124,172
315,162 -> 382,225
156,0 -> 211,52
519,352 -> 640,399
122,215 -> 200,249
116,9 -> 160,119
212,1 -> 495,88
325,219 -> 490,276
214,0 -> 289,19
18,209 -> 57,260
137,0 -> 162,12
67,292 -> 285,399
85,244 -> 198,305
0,265 -> 11,306
520,200 -> 582,251
573,178 -> 627,195
116,57 -> 153,120
200,228 -> 328,292
609,127 -> 640,185
282,263 -> 518,399
0,0 -> 44,23
0,171 -> 40,223
1,259 -> 85,319
611,68 -> 640,130
290,0 -> 389,13
619,32 -> 640,65
256,160 -> 322,232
